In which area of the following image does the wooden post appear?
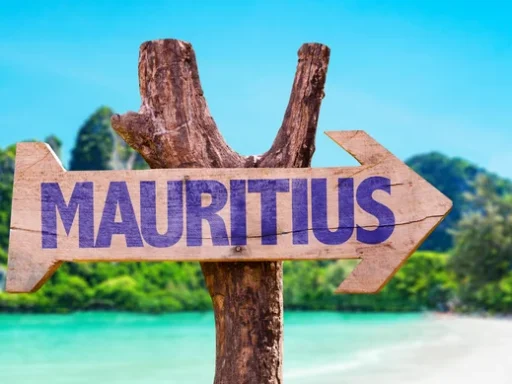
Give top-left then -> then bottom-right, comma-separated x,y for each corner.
111,39 -> 330,384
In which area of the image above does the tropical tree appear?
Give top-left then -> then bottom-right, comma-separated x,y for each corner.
449,175 -> 512,311
69,106 -> 115,171
69,106 -> 147,171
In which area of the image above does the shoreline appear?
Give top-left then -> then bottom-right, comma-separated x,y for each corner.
0,308 -> 510,319
1,312 -> 511,383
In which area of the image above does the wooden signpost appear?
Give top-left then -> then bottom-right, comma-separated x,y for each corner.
6,39 -> 452,384
8,130 -> 451,293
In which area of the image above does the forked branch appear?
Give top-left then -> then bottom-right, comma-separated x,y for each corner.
111,38 -> 330,384
112,39 -> 330,170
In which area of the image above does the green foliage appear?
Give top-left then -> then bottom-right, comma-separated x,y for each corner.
69,106 -> 147,171
1,106 -> 511,314
0,261 -> 212,313
284,252 -> 454,312
406,152 -> 512,251
0,291 -> 49,312
473,275 -> 512,314
43,275 -> 92,312
0,144 -> 15,250
0,252 -> 455,313
0,247 -> 7,264
93,276 -> 142,310
69,106 -> 115,171
284,260 -> 340,310
449,175 -> 512,312
379,252 -> 455,311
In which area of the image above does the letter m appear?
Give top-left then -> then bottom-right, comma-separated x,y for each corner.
41,182 -> 94,249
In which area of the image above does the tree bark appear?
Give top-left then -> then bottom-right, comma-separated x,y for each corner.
112,39 -> 330,384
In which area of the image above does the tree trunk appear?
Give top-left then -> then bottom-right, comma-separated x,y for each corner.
112,39 -> 330,384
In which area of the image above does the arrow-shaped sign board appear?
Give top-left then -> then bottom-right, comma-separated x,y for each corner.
6,131 -> 452,294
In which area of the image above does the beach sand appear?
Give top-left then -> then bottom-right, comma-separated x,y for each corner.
288,315 -> 512,384
413,316 -> 512,384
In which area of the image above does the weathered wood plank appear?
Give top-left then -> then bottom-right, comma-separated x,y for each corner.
6,130 -> 452,294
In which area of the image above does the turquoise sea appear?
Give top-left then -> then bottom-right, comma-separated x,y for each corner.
0,312 -> 462,383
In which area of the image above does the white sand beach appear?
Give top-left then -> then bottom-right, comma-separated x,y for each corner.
287,315 -> 512,384
409,316 -> 512,384
412,316 -> 512,384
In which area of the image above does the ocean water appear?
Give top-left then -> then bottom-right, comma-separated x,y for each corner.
0,312 -> 457,383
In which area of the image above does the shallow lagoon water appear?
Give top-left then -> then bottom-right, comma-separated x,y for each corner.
0,312 -> 497,383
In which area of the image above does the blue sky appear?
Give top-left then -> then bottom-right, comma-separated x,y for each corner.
1,0 -> 511,177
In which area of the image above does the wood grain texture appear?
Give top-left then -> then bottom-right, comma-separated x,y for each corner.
110,39 -> 330,384
7,130 -> 452,293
